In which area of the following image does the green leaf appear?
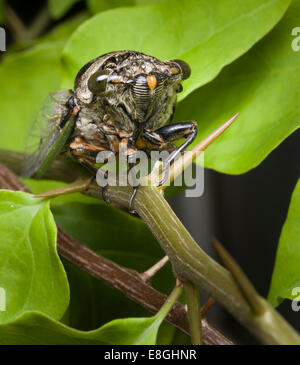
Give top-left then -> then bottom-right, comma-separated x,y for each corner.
48,0 -> 80,19
175,0 -> 300,174
0,12 -> 85,154
0,190 -> 69,324
0,44 -> 63,152
95,317 -> 159,345
0,310 -> 163,345
135,284 -> 183,345
87,0 -> 167,14
0,283 -> 181,345
0,15 -> 86,195
64,260 -> 186,343
26,177 -> 175,332
62,259 -> 150,331
268,179 -> 300,306
62,0 -> 290,96
0,311 -> 151,344
0,192 -> 182,344
87,0 -> 135,13
40,13 -> 87,44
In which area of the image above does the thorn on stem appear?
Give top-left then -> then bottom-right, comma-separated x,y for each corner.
201,297 -> 215,317
211,237 -> 266,316
165,112 -> 239,187
176,277 -> 183,287
191,112 -> 239,155
140,255 -> 169,282
35,178 -> 88,198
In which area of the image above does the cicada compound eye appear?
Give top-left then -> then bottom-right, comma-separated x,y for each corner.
88,70 -> 109,94
171,59 -> 191,80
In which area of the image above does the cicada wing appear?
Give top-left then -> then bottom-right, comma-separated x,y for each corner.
23,90 -> 75,178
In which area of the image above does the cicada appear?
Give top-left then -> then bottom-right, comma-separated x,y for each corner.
23,51 -> 197,211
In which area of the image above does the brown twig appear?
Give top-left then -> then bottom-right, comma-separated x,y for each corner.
5,4 -> 51,43
4,5 -> 28,42
27,6 -> 51,40
0,164 -> 233,345
201,297 -> 215,317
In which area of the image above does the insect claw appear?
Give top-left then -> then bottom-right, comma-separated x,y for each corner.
129,187 -> 139,215
158,165 -> 170,187
101,186 -> 111,204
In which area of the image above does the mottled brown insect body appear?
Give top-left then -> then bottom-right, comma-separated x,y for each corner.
24,50 -> 197,211
72,51 -> 187,156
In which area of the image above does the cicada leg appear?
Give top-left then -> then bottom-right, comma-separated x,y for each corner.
118,137 -> 140,215
69,136 -> 112,204
75,156 -> 111,204
128,162 -> 139,215
141,121 -> 198,186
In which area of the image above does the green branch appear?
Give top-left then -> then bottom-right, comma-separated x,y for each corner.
1,149 -> 300,345
184,281 -> 202,345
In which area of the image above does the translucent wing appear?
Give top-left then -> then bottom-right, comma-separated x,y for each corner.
23,89 -> 75,178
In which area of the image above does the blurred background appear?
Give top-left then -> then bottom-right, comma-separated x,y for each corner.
1,0 -> 300,344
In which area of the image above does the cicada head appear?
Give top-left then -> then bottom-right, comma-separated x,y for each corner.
74,51 -> 191,125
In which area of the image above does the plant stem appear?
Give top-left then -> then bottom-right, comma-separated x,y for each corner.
184,281 -> 203,345
129,186 -> 300,345
211,237 -> 266,316
5,5 -> 28,42
1,150 -> 300,344
35,178 -> 89,198
0,163 -> 232,346
5,4 -> 51,43
27,6 -> 51,41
